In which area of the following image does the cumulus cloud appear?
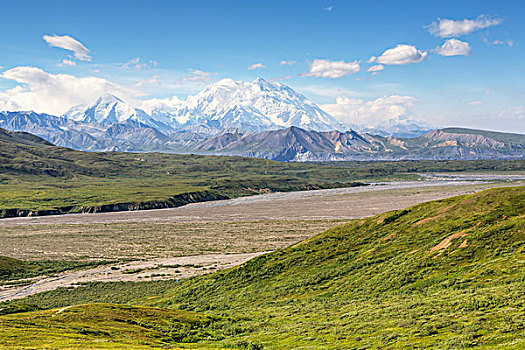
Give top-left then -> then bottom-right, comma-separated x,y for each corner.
435,38 -> 472,56
370,45 -> 427,65
428,16 -> 501,38
0,66 -> 143,115
42,34 -> 91,61
280,60 -> 296,65
122,57 -> 159,70
248,63 -> 266,70
367,64 -> 384,73
59,59 -> 76,67
301,59 -> 360,79
320,95 -> 419,127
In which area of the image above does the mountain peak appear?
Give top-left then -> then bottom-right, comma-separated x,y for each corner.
214,78 -> 237,87
176,78 -> 345,133
252,77 -> 270,84
96,93 -> 123,104
62,94 -> 166,129
252,77 -> 280,91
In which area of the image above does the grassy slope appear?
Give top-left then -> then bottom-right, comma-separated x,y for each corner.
144,186 -> 525,349
3,187 -> 524,349
0,303 -> 228,349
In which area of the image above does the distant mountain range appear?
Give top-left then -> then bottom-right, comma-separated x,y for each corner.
0,78 -> 524,161
193,126 -> 525,161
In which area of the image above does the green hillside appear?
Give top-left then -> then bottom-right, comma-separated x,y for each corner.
3,186 -> 524,349
0,303 -> 226,349
146,185 -> 524,348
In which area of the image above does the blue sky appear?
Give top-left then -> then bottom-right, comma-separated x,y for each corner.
0,0 -> 524,132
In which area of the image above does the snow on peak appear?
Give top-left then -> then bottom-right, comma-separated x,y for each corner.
215,78 -> 237,86
174,78 -> 344,132
61,78 -> 348,134
62,94 -> 167,130
96,93 -> 123,104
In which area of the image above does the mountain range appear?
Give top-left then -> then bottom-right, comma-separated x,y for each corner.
194,126 -> 525,161
0,78 -> 524,161
60,78 -> 345,134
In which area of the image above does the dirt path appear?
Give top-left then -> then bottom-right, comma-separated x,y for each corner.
0,252 -> 267,302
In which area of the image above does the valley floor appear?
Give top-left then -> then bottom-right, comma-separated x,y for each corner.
2,175 -> 523,227
1,174 -> 523,302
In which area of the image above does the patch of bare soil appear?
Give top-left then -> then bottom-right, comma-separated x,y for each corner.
0,252 -> 266,302
429,232 -> 469,253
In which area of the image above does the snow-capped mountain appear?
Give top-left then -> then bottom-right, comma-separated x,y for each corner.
172,78 -> 346,133
60,79 -> 429,136
61,79 -> 344,134
63,94 -> 170,131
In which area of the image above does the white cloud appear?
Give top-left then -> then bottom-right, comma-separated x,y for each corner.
133,75 -> 161,88
42,34 -> 91,61
435,38 -> 472,56
280,60 -> 296,65
321,95 -> 419,127
0,66 -> 143,115
301,59 -> 360,79
371,45 -> 427,65
484,38 -> 515,47
428,16 -> 501,38
178,69 -> 213,83
323,6 -> 333,11
367,64 -> 384,73
59,59 -> 76,67
248,63 -> 266,70
469,101 -> 483,106
498,106 -> 525,120
122,57 -> 158,70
